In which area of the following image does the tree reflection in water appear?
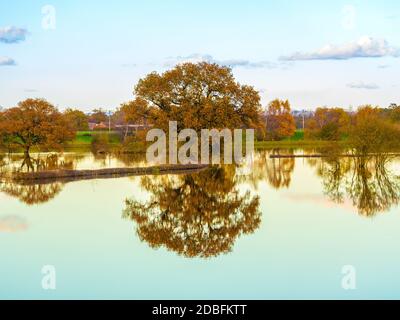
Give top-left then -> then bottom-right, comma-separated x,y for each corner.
123,166 -> 261,258
0,153 -> 75,205
1,150 -> 398,217
0,180 -> 64,205
266,149 -> 295,189
348,156 -> 400,216
313,154 -> 400,216
242,149 -> 295,190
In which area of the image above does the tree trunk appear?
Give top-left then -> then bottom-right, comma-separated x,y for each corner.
22,146 -> 35,172
24,146 -> 30,158
124,125 -> 129,140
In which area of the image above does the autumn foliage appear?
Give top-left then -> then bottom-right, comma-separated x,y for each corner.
133,62 -> 264,132
305,107 -> 350,140
120,97 -> 150,126
1,62 -> 400,154
265,99 -> 296,140
63,108 -> 89,131
0,98 -> 75,154
123,166 -> 261,258
350,105 -> 400,153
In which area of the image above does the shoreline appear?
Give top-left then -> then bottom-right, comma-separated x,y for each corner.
0,140 -> 353,154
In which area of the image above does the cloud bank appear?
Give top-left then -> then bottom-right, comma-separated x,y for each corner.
0,56 -> 16,66
0,26 -> 28,44
280,36 -> 399,61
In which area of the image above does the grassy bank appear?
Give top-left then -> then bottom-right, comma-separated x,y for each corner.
255,129 -> 351,149
254,140 -> 351,149
63,131 -> 145,153
1,130 -> 353,154
70,131 -> 121,145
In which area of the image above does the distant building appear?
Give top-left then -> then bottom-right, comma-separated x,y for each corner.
88,122 -> 109,130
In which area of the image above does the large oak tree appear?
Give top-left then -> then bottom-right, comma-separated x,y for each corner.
134,62 -> 264,132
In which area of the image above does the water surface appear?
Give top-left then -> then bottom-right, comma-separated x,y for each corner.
1,150 -> 400,299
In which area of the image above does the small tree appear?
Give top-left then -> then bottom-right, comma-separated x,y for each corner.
350,105 -> 400,153
265,99 -> 296,140
305,107 -> 350,140
387,103 -> 400,123
119,97 -> 150,141
0,98 -> 75,156
63,108 -> 89,131
89,108 -> 108,123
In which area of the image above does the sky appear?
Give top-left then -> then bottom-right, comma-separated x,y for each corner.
0,0 -> 399,111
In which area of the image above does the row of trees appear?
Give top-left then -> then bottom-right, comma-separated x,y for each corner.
1,62 -> 400,156
302,105 -> 400,152
0,62 -> 265,155
264,99 -> 400,153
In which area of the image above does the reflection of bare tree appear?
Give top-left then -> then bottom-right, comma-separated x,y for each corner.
21,153 -> 36,171
36,153 -> 75,171
1,153 -> 77,173
317,155 -> 400,216
317,157 -> 352,203
0,180 -> 64,205
266,150 -> 295,189
123,166 -> 261,258
347,156 -> 400,216
242,151 -> 268,189
238,149 -> 296,190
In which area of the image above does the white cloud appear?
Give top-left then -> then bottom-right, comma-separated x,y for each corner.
0,26 -> 28,43
347,81 -> 380,90
0,56 -> 16,66
164,53 -> 284,69
280,36 -> 400,61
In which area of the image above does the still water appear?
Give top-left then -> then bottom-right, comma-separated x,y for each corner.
1,150 -> 400,299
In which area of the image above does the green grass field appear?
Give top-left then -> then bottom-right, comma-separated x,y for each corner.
72,131 -> 121,144
285,130 -> 304,141
74,131 -> 93,144
254,129 -> 351,149
65,129 -> 351,152
63,131 -> 124,152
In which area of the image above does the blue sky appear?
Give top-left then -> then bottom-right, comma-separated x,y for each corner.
0,0 -> 399,111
